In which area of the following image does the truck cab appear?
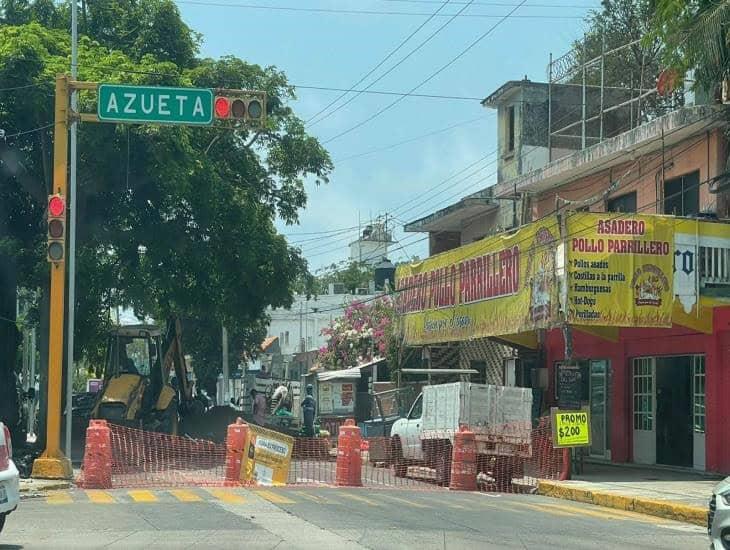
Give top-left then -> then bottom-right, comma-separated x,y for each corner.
391,393 -> 424,461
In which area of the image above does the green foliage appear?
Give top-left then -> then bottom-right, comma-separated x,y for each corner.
0,2 -> 332,388
316,262 -> 374,294
647,0 -> 730,92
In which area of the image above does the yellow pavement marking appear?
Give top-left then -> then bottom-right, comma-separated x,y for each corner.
257,490 -> 296,504
46,492 -> 73,504
206,489 -> 247,504
169,489 -> 203,503
128,490 -> 158,503
296,491 -> 330,504
376,493 -> 429,508
511,501 -> 579,518
86,490 -> 115,504
337,492 -> 379,506
536,502 -> 665,524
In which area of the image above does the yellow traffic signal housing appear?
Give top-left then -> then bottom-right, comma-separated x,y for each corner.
47,194 -> 66,263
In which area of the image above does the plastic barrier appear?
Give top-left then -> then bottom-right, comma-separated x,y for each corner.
225,418 -> 249,485
449,425 -> 477,491
78,419 -> 112,489
335,419 -> 362,487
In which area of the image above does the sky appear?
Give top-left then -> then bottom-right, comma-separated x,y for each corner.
174,0 -> 595,273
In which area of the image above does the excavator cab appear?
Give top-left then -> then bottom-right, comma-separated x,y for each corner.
92,324 -> 181,434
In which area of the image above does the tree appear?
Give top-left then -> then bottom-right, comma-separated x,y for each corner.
568,0 -> 679,124
316,262 -> 374,295
0,4 -> 332,430
318,298 -> 395,370
648,0 -> 730,93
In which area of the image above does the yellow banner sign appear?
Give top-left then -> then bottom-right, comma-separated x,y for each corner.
241,425 -> 294,486
396,217 -> 560,345
566,213 -> 675,327
551,408 -> 591,448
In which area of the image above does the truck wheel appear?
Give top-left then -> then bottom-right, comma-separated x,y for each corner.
391,437 -> 408,478
435,447 -> 452,487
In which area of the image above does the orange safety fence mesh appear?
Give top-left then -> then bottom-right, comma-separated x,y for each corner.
77,416 -> 568,491
77,423 -> 232,488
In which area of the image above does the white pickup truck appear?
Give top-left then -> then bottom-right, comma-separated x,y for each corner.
390,382 -> 533,485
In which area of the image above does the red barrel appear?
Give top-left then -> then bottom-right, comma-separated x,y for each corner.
80,419 -> 112,489
225,417 -> 249,485
449,425 -> 477,491
336,419 -> 362,487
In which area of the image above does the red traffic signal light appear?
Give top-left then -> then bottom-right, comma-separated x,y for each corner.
214,96 -> 230,119
47,194 -> 66,263
48,195 -> 65,217
214,94 -> 265,122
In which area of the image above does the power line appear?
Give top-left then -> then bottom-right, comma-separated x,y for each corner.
322,0 -> 529,144
334,114 -> 489,163
310,0 -> 477,128
378,0 -> 596,6
296,85 -> 482,102
174,0 -> 585,18
0,82 -> 48,92
305,0 -> 452,126
2,123 -> 56,139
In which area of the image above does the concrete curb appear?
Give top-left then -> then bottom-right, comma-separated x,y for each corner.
537,480 -> 708,526
19,480 -> 72,493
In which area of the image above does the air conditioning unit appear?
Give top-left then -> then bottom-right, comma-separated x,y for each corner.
356,287 -> 368,295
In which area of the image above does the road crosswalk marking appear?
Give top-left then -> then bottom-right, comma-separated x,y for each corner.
256,490 -> 296,504
128,490 -> 158,503
46,493 -> 73,504
86,490 -> 115,504
169,489 -> 203,502
205,489 -> 246,504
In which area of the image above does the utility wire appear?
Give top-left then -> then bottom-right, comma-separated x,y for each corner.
305,0 -> 452,126
310,0 -> 476,128
335,114 -> 489,163
297,85 -> 482,102
174,0 -> 584,18
322,0 -> 529,144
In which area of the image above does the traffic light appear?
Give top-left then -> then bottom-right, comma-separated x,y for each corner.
213,91 -> 266,124
47,194 -> 66,263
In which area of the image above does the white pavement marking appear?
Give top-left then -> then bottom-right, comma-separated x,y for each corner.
214,490 -> 366,549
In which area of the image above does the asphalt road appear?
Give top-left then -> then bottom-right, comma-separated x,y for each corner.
0,487 -> 708,549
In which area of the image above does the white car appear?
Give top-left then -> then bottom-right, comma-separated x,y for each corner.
0,422 -> 20,534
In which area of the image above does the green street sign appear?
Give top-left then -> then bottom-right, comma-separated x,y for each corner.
97,84 -> 213,125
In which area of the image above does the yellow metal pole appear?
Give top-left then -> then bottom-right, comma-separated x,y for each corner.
31,74 -> 73,480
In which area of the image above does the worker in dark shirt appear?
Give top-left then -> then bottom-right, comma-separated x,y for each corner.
301,384 -> 316,437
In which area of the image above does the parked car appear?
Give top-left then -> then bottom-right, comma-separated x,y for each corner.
709,477 -> 730,549
0,422 -> 19,534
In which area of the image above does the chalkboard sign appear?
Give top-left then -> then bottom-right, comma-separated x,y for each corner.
557,365 -> 582,410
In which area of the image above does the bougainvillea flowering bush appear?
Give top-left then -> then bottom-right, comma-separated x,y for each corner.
318,297 -> 396,370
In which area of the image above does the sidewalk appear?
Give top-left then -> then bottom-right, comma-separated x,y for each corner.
537,462 -> 722,525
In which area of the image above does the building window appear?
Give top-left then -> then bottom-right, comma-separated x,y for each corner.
632,357 -> 654,431
693,355 -> 705,434
507,105 -> 516,152
285,331 -> 290,345
307,336 -> 313,350
664,171 -> 700,217
607,192 -> 637,213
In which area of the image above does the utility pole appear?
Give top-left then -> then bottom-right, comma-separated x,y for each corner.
31,75 -> 73,479
221,325 -> 229,403
64,0 -> 79,460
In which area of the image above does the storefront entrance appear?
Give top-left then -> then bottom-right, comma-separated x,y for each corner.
632,355 -> 705,469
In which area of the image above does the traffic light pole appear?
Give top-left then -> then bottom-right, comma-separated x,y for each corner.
31,75 -> 73,480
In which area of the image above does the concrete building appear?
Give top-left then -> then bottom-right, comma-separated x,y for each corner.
399,67 -> 730,473
349,219 -> 394,267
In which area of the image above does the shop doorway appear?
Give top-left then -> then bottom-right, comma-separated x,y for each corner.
655,357 -> 693,467
631,355 -> 705,469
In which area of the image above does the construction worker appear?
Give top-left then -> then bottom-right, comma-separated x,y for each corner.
301,384 -> 316,437
250,389 -> 267,426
